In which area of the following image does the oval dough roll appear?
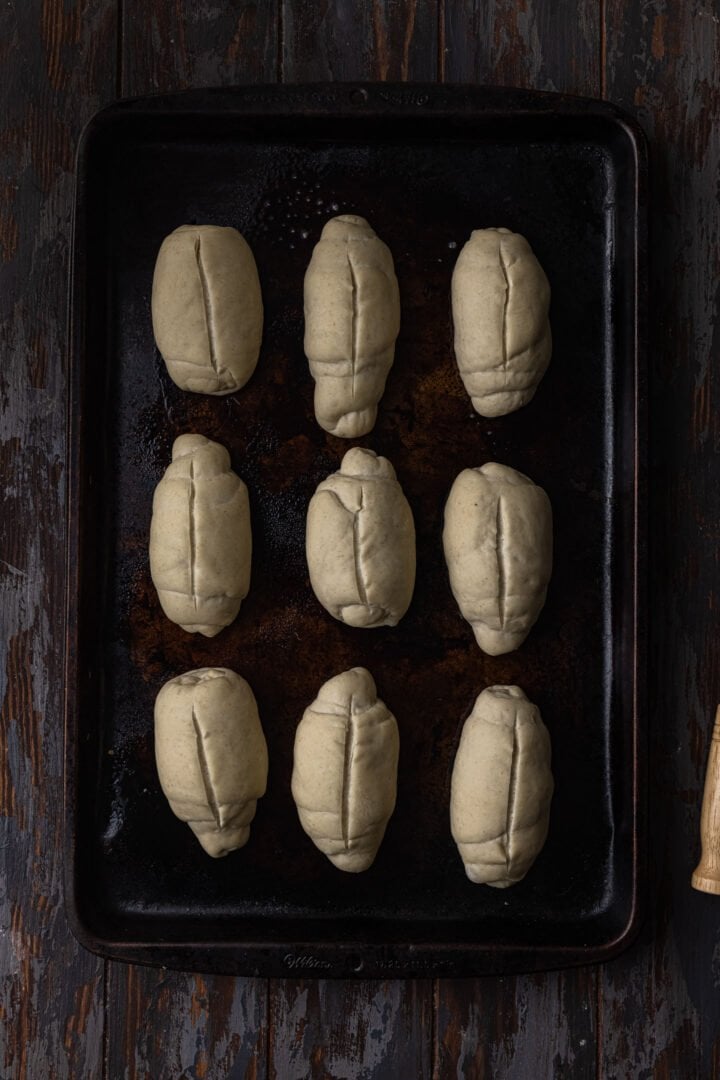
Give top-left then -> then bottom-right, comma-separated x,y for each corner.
452,228 -> 551,417
306,447 -> 415,628
451,685 -> 554,887
152,224 -> 263,395
443,462 -> 552,656
291,667 -> 399,872
149,434 -> 251,637
155,667 -> 268,857
304,215 -> 400,437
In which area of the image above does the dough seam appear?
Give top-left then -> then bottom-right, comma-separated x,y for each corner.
308,362 -> 387,378
348,250 -> 359,399
194,234 -> 219,378
503,709 -> 520,872
341,701 -> 356,850
339,603 -> 388,626
311,703 -> 375,720
316,487 -> 369,610
298,825 -> 379,844
352,487 -> 369,607
498,239 -> 510,372
192,704 -> 222,828
496,495 -> 506,631
188,457 -> 197,611
320,475 -> 396,492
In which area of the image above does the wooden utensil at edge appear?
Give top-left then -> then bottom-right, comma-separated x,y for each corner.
692,705 -> 720,893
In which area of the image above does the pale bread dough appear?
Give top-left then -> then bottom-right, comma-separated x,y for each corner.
291,667 -> 399,872
154,667 -> 268,857
443,462 -> 552,655
304,215 -> 400,436
152,224 -> 263,395
450,685 -> 553,887
452,228 -> 551,417
149,434 -> 251,637
306,447 -> 415,628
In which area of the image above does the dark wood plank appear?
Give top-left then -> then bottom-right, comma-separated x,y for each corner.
0,0 -> 117,1077
435,970 -> 597,1079
433,5 -> 603,1077
269,979 -> 432,1079
601,4 -> 720,1076
106,968 -> 267,1079
442,0 -> 599,92
282,0 -> 438,81
122,0 -> 279,95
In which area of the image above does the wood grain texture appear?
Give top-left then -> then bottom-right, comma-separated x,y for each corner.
282,0 -> 438,81
0,1 -> 116,1077
106,968 -> 267,1079
121,0 -> 279,96
600,1 -> 720,1075
268,979 -> 432,1080
435,970 -> 597,1079
442,0 -> 600,93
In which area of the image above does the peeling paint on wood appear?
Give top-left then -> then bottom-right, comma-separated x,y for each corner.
282,0 -> 438,81
106,968 -> 268,1080
0,0 -> 116,1076
434,970 -> 597,1079
121,2 -> 280,96
443,0 -> 600,94
601,0 -> 720,1074
268,979 -> 432,1080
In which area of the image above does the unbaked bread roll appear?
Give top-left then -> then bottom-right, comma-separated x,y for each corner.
451,228 -> 551,417
306,447 -> 415,628
450,685 -> 553,887
304,215 -> 400,437
152,224 -> 263,395
443,462 -> 552,655
291,667 -> 399,872
154,667 -> 268,857
149,434 -> 251,637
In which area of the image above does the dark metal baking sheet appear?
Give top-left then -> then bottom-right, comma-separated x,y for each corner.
65,84 -> 646,978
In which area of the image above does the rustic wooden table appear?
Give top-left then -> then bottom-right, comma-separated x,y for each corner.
2,1 -> 718,1076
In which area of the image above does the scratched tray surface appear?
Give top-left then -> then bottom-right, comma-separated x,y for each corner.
67,86 -> 644,977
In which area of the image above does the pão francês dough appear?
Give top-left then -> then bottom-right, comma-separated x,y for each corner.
443,462 -> 552,655
304,215 -> 400,436
149,434 -> 251,637
306,447 -> 415,628
450,684 -> 553,887
154,667 -> 268,857
152,224 -> 263,395
291,667 -> 399,872
451,228 -> 551,417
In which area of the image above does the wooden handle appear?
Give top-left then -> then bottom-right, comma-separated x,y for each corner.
692,706 -> 720,893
